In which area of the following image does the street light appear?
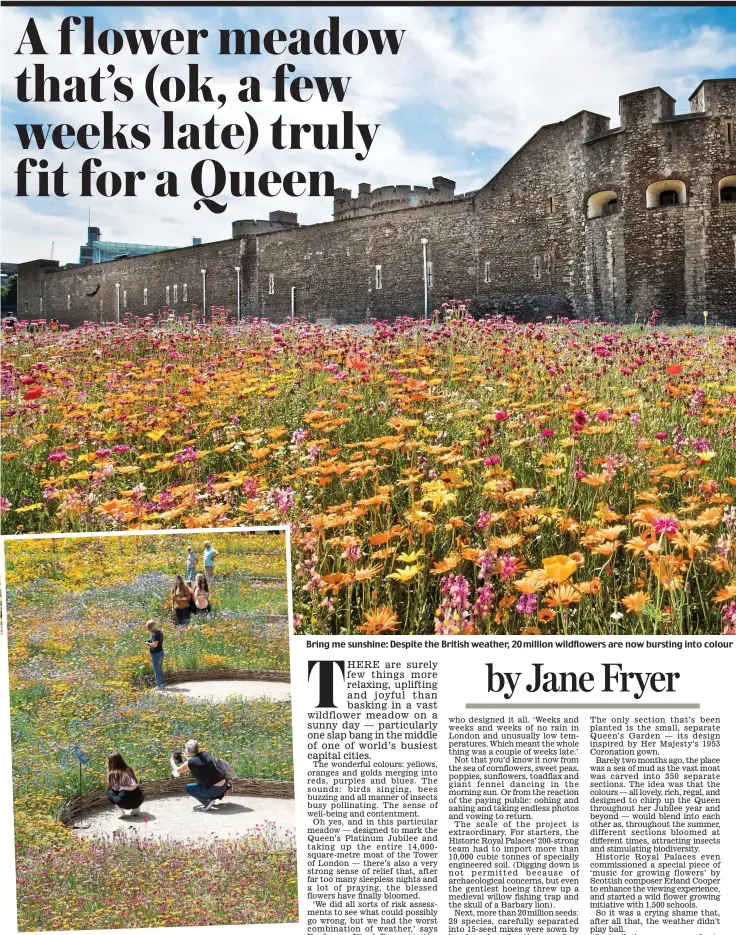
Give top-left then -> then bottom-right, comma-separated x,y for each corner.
200,269 -> 207,321
234,266 -> 241,323
420,238 -> 429,321
115,282 -> 121,324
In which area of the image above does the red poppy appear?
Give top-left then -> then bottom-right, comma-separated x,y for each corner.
667,364 -> 683,376
23,386 -> 43,401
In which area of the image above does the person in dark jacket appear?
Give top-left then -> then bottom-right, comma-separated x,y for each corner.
171,739 -> 228,811
145,619 -> 165,688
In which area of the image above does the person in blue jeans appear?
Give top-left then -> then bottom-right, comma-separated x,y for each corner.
185,546 -> 197,583
145,620 -> 165,689
202,541 -> 219,584
171,740 -> 229,811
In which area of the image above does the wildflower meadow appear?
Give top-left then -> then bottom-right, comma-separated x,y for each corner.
4,532 -> 295,930
2,312 -> 736,633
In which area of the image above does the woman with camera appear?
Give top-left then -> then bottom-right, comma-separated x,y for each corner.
170,740 -> 230,811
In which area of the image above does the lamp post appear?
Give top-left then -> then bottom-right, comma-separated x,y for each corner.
200,268 -> 207,322
234,266 -> 241,324
71,745 -> 91,829
115,283 -> 121,324
291,285 -> 296,321
420,238 -> 429,321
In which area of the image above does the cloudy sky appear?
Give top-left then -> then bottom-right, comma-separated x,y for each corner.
2,4 -> 736,265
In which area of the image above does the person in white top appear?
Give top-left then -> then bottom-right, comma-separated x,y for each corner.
193,573 -> 211,614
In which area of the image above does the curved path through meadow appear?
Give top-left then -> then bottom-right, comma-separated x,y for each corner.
162,680 -> 292,702
71,679 -> 294,844
73,793 -> 295,844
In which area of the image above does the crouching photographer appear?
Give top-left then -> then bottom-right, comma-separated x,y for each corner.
170,740 -> 233,812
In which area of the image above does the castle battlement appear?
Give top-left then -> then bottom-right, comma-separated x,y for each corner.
231,211 -> 299,238
333,176 -> 459,219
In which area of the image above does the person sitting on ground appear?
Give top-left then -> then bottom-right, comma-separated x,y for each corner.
2,313 -> 19,332
192,573 -> 211,615
106,752 -> 144,818
170,740 -> 229,811
171,575 -> 193,626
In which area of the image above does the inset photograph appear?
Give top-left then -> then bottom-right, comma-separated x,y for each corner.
2,527 -> 296,931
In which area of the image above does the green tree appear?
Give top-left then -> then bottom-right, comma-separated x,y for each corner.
1,273 -> 18,311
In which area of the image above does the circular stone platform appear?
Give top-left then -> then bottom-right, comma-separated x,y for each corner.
163,680 -> 291,702
73,792 -> 295,844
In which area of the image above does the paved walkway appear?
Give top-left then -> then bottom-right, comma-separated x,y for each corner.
163,679 -> 291,702
73,793 -> 295,844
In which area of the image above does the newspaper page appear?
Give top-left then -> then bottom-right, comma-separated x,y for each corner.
1,3 -> 736,935
291,637 -> 734,935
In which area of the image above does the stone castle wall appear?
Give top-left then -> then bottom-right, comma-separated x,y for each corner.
573,82 -> 736,322
245,198 -> 477,323
16,79 -> 736,327
18,238 -> 243,325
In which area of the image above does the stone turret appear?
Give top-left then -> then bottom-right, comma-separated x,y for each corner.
332,178 -> 460,219
232,211 -> 299,238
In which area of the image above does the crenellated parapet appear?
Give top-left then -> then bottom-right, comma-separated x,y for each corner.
231,211 -> 299,238
333,176 -> 462,219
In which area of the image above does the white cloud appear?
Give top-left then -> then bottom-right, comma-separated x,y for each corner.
410,8 -> 736,151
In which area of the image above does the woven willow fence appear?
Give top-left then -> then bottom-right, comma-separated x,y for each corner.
60,777 -> 295,825
133,666 -> 290,688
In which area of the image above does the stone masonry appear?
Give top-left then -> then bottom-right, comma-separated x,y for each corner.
16,79 -> 736,327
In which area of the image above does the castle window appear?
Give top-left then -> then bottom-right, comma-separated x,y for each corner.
587,190 -> 619,219
533,256 -> 541,279
183,283 -> 188,302
375,265 -> 382,290
548,196 -> 556,215
67,294 -> 71,310
726,120 -> 734,145
484,261 -> 491,284
165,285 -> 170,304
718,176 -> 736,203
173,284 -> 178,304
646,180 -> 687,208
39,297 -> 43,314
268,273 -> 275,295
123,289 -> 127,309
143,288 -> 148,306
426,262 -> 433,288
